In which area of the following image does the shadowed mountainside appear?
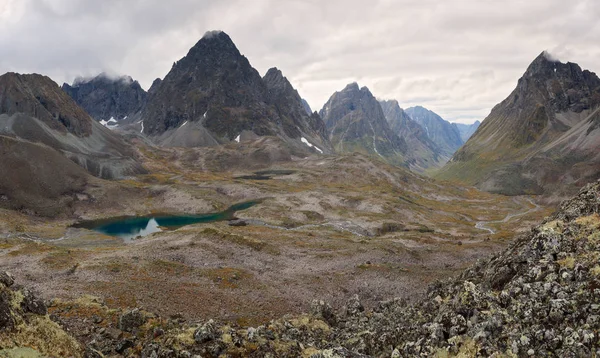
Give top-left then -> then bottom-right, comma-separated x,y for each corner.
438,52 -> 600,198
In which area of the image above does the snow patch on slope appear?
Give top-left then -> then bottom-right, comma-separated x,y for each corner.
99,117 -> 118,129
301,137 -> 323,153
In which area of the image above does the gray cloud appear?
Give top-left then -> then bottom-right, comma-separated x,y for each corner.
1,0 -> 599,124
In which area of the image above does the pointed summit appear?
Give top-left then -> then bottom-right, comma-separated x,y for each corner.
142,30 -> 267,138
141,32 -> 331,154
439,52 -> 600,196
320,84 -> 407,164
344,82 -> 361,91
263,67 -> 294,93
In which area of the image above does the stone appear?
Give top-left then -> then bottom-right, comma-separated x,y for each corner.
0,272 -> 14,287
194,319 -> 217,344
118,308 -> 146,333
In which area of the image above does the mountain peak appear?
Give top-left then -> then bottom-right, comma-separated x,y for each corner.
343,82 -> 361,92
184,30 -> 239,61
202,30 -> 224,39
265,67 -> 283,76
384,99 -> 400,106
70,72 -> 137,89
0,72 -> 93,136
63,73 -> 147,122
263,67 -> 294,93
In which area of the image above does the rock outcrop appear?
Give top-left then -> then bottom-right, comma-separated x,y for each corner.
0,272 -> 81,357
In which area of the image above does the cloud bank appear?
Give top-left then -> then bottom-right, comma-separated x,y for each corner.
1,0 -> 599,124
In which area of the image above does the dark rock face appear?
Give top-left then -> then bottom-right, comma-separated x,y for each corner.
439,52 -> 600,197
142,31 -> 276,139
62,73 -> 147,122
320,83 -> 407,164
142,31 -> 330,154
0,272 -> 14,287
379,100 -> 444,170
0,73 -> 92,136
405,105 -> 463,156
148,78 -> 162,95
263,67 -> 332,153
0,72 -> 145,200
301,98 -> 312,115
453,120 -> 480,142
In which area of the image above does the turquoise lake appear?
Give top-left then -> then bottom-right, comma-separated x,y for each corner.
72,200 -> 260,241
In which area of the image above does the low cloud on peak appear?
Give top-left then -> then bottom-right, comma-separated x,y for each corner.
1,0 -> 598,124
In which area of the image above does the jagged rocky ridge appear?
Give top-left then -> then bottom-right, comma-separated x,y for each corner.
405,106 -> 464,157
141,31 -> 330,154
439,52 -> 600,197
0,73 -> 145,215
320,83 -> 407,165
6,181 -> 600,356
379,99 -> 445,170
62,73 -> 147,125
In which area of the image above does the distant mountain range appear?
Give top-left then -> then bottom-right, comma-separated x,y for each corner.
8,30 -> 596,198
57,30 -> 479,172
453,121 -> 481,142
438,51 -> 600,197
405,106 -> 464,158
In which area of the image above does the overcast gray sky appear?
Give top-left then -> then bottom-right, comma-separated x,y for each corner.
1,0 -> 599,124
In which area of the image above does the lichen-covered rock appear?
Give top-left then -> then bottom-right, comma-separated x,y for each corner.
118,308 -> 147,333
0,272 -> 14,288
194,319 -> 217,344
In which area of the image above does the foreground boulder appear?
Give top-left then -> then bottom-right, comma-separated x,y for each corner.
0,272 -> 81,357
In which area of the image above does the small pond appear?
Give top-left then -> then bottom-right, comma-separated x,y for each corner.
234,169 -> 296,180
71,200 -> 260,241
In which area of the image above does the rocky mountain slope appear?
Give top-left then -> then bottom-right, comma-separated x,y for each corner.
263,67 -> 333,153
320,83 -> 407,165
380,99 -> 444,170
0,73 -> 145,215
141,31 -> 330,155
301,98 -> 312,115
4,180 -> 598,357
438,52 -> 600,197
406,106 -> 464,157
62,73 -> 147,126
453,120 -> 481,142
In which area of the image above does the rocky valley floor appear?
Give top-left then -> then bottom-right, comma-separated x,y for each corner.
0,143 -> 559,357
